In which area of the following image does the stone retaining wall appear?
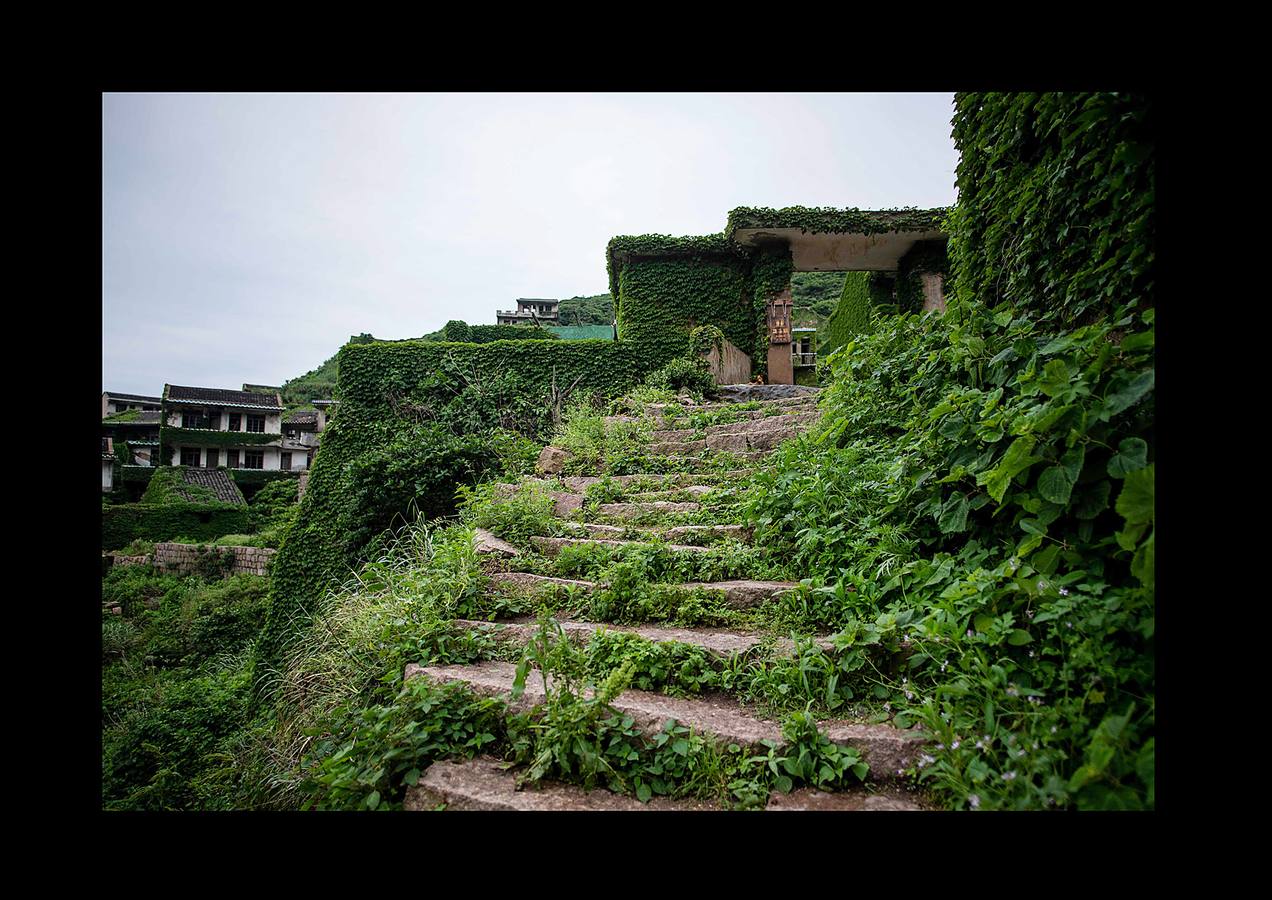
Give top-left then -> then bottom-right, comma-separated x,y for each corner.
152,542 -> 276,577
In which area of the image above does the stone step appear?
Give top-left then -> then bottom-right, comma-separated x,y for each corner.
487,572 -> 799,608
452,617 -> 774,657
593,501 -> 701,520
573,523 -> 751,543
405,757 -> 722,811
488,572 -> 596,593
529,535 -> 713,557
474,528 -> 520,558
559,471 -> 748,493
454,616 -> 835,658
648,438 -> 708,455
405,660 -> 925,780
650,411 -> 820,442
681,579 -> 799,607
706,425 -> 804,454
405,756 -> 923,811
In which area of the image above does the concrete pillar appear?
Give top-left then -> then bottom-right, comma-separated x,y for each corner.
920,272 -> 946,313
765,288 -> 794,385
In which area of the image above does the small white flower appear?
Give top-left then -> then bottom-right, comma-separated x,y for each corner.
1038,580 -> 1049,592
967,629 -> 975,638
1066,621 -> 1073,629
897,768 -> 905,776
1059,588 -> 1069,597
936,743 -> 945,750
940,662 -> 947,673
968,794 -> 981,809
975,739 -> 985,750
951,740 -> 960,750
905,691 -> 914,700
1028,650 -> 1035,658
1032,742 -> 1039,750
1050,726 -> 1058,734
883,701 -> 891,710
1002,771 -> 1017,782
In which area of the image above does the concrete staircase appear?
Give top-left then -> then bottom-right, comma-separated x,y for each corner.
405,385 -> 930,811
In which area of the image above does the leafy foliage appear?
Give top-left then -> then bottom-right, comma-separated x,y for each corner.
948,92 -> 1153,326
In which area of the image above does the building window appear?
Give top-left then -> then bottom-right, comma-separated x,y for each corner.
226,449 -> 239,468
280,452 -> 292,471
206,448 -> 219,468
229,413 -> 241,431
246,414 -> 266,433
102,437 -> 109,453
180,447 -> 201,467
244,450 -> 264,469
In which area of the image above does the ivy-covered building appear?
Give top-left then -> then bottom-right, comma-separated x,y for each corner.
161,385 -> 312,473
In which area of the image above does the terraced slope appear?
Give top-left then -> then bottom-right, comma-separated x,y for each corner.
405,384 -> 932,811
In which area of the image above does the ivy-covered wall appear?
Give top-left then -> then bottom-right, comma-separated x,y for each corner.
821,272 -> 895,356
948,92 -> 1154,324
102,503 -> 252,551
435,321 -> 562,343
257,336 -> 653,672
607,235 -> 757,374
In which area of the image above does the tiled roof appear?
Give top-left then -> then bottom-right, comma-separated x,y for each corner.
166,385 -> 283,409
102,410 -> 162,426
180,467 -> 246,505
105,392 -> 162,404
284,411 -> 319,426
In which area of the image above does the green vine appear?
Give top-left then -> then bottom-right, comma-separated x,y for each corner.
947,92 -> 1153,325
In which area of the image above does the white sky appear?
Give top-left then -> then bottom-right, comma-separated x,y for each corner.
102,92 -> 959,396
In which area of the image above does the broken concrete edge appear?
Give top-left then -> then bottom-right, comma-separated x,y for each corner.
405,756 -> 924,811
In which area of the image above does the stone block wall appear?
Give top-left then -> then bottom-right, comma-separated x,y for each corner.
152,542 -> 276,577
702,337 -> 752,386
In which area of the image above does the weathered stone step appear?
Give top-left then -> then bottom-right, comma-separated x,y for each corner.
406,660 -> 925,780
594,501 -> 701,520
560,471 -> 749,493
454,617 -> 835,659
682,579 -> 799,607
572,523 -> 752,544
651,411 -> 820,442
530,535 -> 713,557
405,757 -> 721,810
648,438 -> 708,455
487,572 -> 798,608
453,617 -> 773,657
405,756 -> 923,811
488,572 -> 596,593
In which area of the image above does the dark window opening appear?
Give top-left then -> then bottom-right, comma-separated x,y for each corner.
244,450 -> 264,469
226,449 -> 239,468
281,452 -> 292,471
206,448 -> 219,468
246,414 -> 266,433
180,447 -> 200,467
229,413 -> 241,431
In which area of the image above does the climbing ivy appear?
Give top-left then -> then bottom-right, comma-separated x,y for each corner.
614,256 -> 754,372
747,247 -> 794,379
947,92 -> 1154,325
433,322 -> 561,344
725,206 -> 949,241
822,272 -> 884,355
257,336 -> 656,677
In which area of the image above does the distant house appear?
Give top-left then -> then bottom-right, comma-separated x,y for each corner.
101,391 -> 163,492
102,409 -> 162,465
496,298 -> 560,326
102,391 -> 162,418
162,385 -> 310,472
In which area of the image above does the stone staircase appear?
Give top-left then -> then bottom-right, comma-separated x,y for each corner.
404,384 -> 931,811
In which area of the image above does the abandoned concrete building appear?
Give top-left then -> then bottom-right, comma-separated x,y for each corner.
162,385 -> 314,472
496,298 -> 560,326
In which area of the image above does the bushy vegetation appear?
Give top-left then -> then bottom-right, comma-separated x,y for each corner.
744,296 -> 1153,809
102,567 -> 270,809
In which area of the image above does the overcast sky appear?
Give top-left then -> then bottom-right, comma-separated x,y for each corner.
102,92 -> 959,397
